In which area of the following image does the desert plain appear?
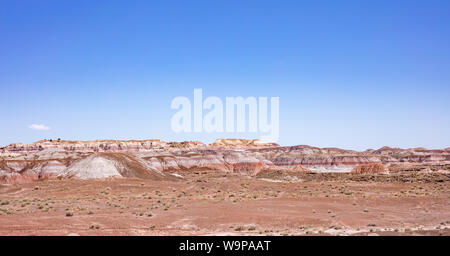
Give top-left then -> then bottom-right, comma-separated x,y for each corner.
0,139 -> 449,236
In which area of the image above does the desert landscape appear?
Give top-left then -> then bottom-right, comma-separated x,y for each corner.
0,139 -> 449,236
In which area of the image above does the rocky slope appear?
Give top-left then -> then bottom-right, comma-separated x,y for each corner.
0,139 -> 449,182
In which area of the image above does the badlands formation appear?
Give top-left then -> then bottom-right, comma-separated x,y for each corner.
1,139 -> 449,182
0,139 -> 449,236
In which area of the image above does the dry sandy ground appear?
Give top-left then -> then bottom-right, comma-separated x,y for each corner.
0,171 -> 449,236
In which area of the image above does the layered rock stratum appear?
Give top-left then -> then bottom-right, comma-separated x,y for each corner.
0,139 -> 449,182
351,163 -> 389,174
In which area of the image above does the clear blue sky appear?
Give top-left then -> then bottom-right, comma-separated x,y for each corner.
1,0 -> 449,150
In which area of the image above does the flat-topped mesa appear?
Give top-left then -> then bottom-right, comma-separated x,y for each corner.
167,141 -> 206,149
371,146 -> 449,155
0,139 -> 206,153
210,139 -> 279,148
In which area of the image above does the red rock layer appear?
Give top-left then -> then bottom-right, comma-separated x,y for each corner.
351,163 -> 389,174
1,139 -> 449,182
